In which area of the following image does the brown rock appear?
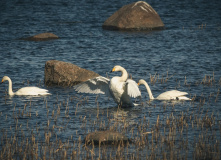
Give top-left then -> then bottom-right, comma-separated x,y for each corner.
84,130 -> 131,145
21,32 -> 59,41
102,1 -> 165,31
44,60 -> 99,86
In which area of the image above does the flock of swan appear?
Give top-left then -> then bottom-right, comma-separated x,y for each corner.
1,65 -> 191,106
74,65 -> 191,107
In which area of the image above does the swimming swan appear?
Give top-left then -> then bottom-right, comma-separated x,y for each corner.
74,65 -> 141,107
1,76 -> 51,96
138,79 -> 191,100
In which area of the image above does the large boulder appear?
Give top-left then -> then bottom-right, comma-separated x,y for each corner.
102,1 -> 165,31
20,32 -> 59,41
84,130 -> 131,145
44,60 -> 99,86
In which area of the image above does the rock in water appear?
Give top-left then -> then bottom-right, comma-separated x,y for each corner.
44,60 -> 99,86
102,1 -> 165,31
20,33 -> 59,41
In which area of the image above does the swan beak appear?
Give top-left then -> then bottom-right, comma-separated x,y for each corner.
110,67 -> 115,73
1,79 -> 3,83
137,82 -> 140,86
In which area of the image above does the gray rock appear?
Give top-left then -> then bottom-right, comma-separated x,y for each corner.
84,130 -> 131,145
102,1 -> 165,31
21,32 -> 59,41
44,60 -> 99,86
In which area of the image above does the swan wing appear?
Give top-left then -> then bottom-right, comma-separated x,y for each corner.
177,96 -> 191,100
74,76 -> 111,97
167,90 -> 188,97
157,90 -> 189,100
126,79 -> 141,98
16,87 -> 51,96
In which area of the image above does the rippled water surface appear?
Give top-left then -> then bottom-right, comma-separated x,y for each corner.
0,0 -> 220,159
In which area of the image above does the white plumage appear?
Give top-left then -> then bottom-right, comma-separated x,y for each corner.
74,65 -> 141,107
138,79 -> 191,101
1,76 -> 51,96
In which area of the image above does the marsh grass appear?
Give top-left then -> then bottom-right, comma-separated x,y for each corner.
0,75 -> 220,159
150,72 -> 175,85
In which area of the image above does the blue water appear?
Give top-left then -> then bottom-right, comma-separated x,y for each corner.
0,0 -> 220,159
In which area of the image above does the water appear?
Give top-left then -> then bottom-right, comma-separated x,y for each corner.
0,0 -> 220,159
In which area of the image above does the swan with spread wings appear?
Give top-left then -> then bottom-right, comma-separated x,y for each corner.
74,65 -> 141,107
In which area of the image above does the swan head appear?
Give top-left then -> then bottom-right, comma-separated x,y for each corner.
111,65 -> 124,72
1,76 -> 10,83
137,79 -> 146,86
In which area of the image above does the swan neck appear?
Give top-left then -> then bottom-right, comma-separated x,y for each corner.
120,68 -> 128,82
7,78 -> 14,96
143,81 -> 154,100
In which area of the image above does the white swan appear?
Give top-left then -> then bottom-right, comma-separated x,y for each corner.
1,76 -> 51,96
74,65 -> 141,107
138,79 -> 191,100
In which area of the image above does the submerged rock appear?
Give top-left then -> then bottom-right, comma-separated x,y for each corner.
84,130 -> 131,145
102,1 -> 165,31
44,60 -> 99,86
20,32 -> 59,41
